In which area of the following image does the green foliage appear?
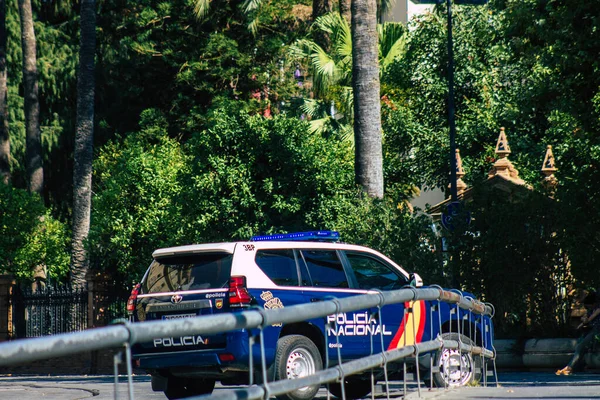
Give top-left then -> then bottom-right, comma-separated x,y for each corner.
90,108 -> 440,282
0,184 -> 70,281
384,4 -> 511,189
5,0 -> 78,207
334,195 -> 442,283
89,110 -> 188,277
180,108 -> 356,242
96,0 -> 308,140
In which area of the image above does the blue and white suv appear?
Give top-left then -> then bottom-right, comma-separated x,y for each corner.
128,231 -> 494,400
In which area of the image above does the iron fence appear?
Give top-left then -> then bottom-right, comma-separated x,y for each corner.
12,284 -> 87,338
11,284 -> 129,338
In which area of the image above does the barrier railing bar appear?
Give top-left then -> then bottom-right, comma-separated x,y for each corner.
0,287 -> 492,367
189,339 -> 444,400
187,338 -> 492,400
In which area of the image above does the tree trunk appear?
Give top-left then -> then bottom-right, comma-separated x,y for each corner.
339,0 -> 351,24
0,0 -> 10,184
351,0 -> 383,198
313,0 -> 333,20
18,0 -> 43,194
313,0 -> 333,50
70,0 -> 96,289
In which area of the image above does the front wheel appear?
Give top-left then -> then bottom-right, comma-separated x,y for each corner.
272,335 -> 323,400
432,333 -> 481,388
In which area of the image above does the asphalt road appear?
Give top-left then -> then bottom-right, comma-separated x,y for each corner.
0,371 -> 599,400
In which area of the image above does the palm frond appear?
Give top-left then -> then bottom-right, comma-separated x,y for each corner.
247,17 -> 261,36
193,0 -> 212,20
242,0 -> 263,14
314,13 -> 352,59
300,98 -> 326,119
338,86 -> 354,117
337,121 -> 354,144
290,40 -> 311,59
378,22 -> 407,72
310,45 -> 338,95
308,117 -> 331,135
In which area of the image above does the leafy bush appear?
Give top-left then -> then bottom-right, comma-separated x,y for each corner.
179,108 -> 356,242
89,110 -> 188,277
0,184 -> 70,281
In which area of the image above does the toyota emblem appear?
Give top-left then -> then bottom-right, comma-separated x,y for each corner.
171,294 -> 183,304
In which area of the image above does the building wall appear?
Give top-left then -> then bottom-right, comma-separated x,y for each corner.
382,0 -> 434,24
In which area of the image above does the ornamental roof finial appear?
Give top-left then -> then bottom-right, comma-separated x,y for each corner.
541,145 -> 558,195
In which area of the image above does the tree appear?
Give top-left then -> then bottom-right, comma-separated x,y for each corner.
294,13 -> 406,139
351,0 -> 383,198
18,0 -> 42,194
0,0 -> 9,184
70,0 -> 96,289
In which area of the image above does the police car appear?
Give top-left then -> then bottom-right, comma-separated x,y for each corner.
128,231 -> 494,400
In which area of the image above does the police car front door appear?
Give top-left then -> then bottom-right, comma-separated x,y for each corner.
342,251 -> 421,354
298,249 -> 399,361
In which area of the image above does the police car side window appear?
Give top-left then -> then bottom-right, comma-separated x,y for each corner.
255,249 -> 300,286
300,250 -> 349,288
345,252 -> 407,290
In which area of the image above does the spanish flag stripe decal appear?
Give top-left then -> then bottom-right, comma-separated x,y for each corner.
387,300 -> 426,350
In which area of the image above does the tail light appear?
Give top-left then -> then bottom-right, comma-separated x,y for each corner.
229,276 -> 252,308
219,353 -> 235,362
127,283 -> 141,314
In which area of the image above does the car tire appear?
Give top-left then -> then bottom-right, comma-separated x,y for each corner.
328,378 -> 373,399
164,377 -> 215,399
272,335 -> 323,400
432,333 -> 481,388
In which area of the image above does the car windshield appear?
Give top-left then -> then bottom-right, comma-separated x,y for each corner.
142,253 -> 233,293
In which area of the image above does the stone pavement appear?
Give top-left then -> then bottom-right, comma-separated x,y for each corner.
1,371 -> 600,400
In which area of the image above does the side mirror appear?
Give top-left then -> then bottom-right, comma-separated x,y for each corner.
409,273 -> 423,288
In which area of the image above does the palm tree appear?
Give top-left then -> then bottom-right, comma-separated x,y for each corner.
0,0 -> 10,184
71,0 -> 96,289
294,12 -> 406,137
351,0 -> 383,198
18,0 -> 43,194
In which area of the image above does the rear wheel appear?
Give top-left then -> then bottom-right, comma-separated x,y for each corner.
272,335 -> 323,400
328,378 -> 373,399
432,333 -> 481,388
164,377 -> 215,399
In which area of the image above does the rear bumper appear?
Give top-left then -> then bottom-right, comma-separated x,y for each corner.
133,330 -> 253,378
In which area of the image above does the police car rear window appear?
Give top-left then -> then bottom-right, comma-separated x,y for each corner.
255,249 -> 299,286
143,253 -> 233,294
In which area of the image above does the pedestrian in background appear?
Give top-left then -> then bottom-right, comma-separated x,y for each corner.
556,290 -> 600,375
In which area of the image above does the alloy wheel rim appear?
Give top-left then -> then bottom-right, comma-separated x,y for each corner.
438,348 -> 473,387
286,347 -> 316,392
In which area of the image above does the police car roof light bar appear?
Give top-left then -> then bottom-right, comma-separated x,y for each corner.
251,230 -> 340,242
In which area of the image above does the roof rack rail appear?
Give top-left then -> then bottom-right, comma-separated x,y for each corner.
250,231 -> 340,242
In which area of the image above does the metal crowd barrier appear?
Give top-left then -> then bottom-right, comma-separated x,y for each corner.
0,286 -> 497,400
